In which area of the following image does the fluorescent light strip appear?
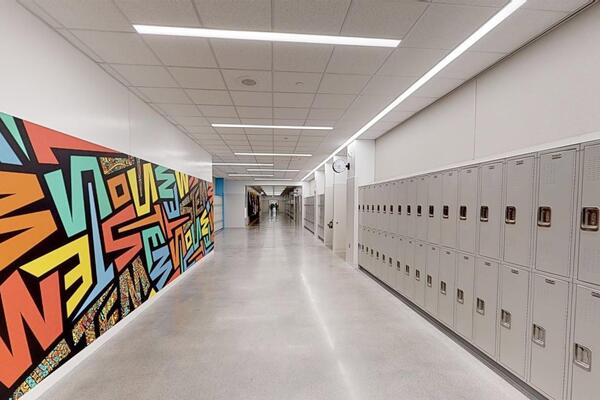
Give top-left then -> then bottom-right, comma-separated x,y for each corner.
254,178 -> 293,181
247,169 -> 300,172
134,25 -> 400,48
235,152 -> 312,157
212,123 -> 332,131
301,0 -> 527,181
228,173 -> 274,177
213,162 -> 273,166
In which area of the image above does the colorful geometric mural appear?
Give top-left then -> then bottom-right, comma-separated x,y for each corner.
0,111 -> 214,399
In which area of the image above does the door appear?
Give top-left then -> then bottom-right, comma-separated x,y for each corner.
414,241 -> 427,307
404,239 -> 415,300
578,143 -> 600,286
397,180 -> 407,237
479,162 -> 504,259
425,245 -> 440,316
406,179 -> 417,238
438,248 -> 457,328
416,176 -> 429,240
441,170 -> 459,248
458,167 -> 478,253
473,258 -> 499,357
456,253 -> 475,340
428,173 -> 442,244
394,236 -> 406,293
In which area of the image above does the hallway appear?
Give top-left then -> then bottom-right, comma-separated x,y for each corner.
39,218 -> 528,400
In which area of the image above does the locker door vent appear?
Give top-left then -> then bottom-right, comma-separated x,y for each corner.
501,309 -> 512,329
442,205 -> 449,219
459,206 -> 467,220
440,281 -> 447,295
532,324 -> 546,347
581,207 -> 599,231
476,298 -> 485,315
505,206 -> 516,224
574,343 -> 592,371
480,206 -> 489,222
457,288 -> 464,304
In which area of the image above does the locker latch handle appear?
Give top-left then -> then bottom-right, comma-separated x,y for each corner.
396,261 -> 401,271
476,298 -> 485,315
456,288 -> 464,304
428,205 -> 434,218
442,205 -> 449,219
480,206 -> 489,222
389,204 -> 394,215
574,343 -> 592,371
426,274 -> 432,287
440,281 -> 447,295
500,309 -> 511,329
417,205 -> 422,217
537,206 -> 552,227
389,258 -> 392,267
532,324 -> 546,347
383,205 -> 386,214
505,206 -> 516,224
459,206 -> 467,220
397,205 -> 402,215
407,205 -> 412,216
415,269 -> 421,281
581,207 -> 600,231
405,265 -> 410,275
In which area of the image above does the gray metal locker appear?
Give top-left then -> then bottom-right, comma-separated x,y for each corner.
428,173 -> 442,244
386,233 -> 396,286
498,265 -> 530,379
368,228 -> 375,274
394,236 -> 406,293
416,176 -> 429,240
441,170 -> 459,248
404,239 -> 415,300
473,258 -> 499,357
504,156 -> 535,267
414,241 -> 427,307
406,179 -> 417,238
376,230 -> 384,279
358,226 -> 364,267
397,180 -> 407,237
456,253 -> 475,340
389,182 -> 397,234
578,143 -> 600,287
365,186 -> 372,228
535,148 -> 577,278
383,183 -> 391,233
479,162 -> 504,260
438,248 -> 457,328
381,231 -> 390,283
425,245 -> 440,316
458,167 -> 478,253
376,184 -> 384,231
571,285 -> 600,400
529,274 -> 570,400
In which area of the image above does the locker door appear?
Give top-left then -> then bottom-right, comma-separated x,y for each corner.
456,253 -> 475,340
406,179 -> 417,238
441,170 -> 459,248
473,258 -> 499,357
374,184 -> 381,231
578,144 -> 600,286
381,232 -> 389,283
535,149 -> 577,277
397,180 -> 407,236
368,229 -> 375,273
498,265 -> 530,379
386,234 -> 396,286
389,182 -> 397,234
375,230 -> 382,279
414,241 -> 427,307
529,274 -> 569,400
394,236 -> 405,293
404,239 -> 415,299
504,156 -> 535,267
365,187 -> 371,228
425,245 -> 440,316
358,226 -> 364,267
416,176 -> 429,240
438,248 -> 457,328
571,285 -> 600,400
427,173 -> 442,244
479,162 -> 504,259
458,167 -> 479,253
382,183 -> 390,232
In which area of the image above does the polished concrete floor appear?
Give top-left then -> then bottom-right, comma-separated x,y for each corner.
39,213 -> 528,400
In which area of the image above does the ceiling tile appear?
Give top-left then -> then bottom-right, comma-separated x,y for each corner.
115,0 -> 200,26
272,0 -> 351,34
362,75 -> 415,96
222,69 -> 272,92
431,0 -> 590,12
318,74 -> 370,94
230,91 -> 273,107
239,119 -> 273,126
273,108 -> 310,119
157,104 -> 202,116
326,47 -> 393,75
341,0 -> 427,39
273,43 -> 333,73
273,72 -> 322,93
378,47 -> 447,77
198,105 -> 238,117
137,87 -> 191,104
186,89 -> 232,105
110,64 -> 177,87
211,40 -> 272,70
169,67 -> 226,89
187,126 -> 217,134
312,94 -> 355,109
273,92 -> 315,108
206,117 -> 241,124
174,116 -> 210,126
193,0 -> 271,30
413,77 -> 465,98
144,36 -> 217,68
307,108 -> 345,120
401,4 -> 498,50
437,50 -> 506,80
236,107 -> 273,118
35,0 -> 133,31
72,31 -> 159,64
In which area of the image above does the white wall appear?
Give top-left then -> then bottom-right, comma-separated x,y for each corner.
375,3 -> 600,181
0,1 -> 211,180
332,156 -> 347,257
224,180 -> 247,228
324,163 -> 334,247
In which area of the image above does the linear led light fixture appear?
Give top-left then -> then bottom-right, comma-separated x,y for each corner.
212,123 -> 332,131
213,162 -> 273,166
133,25 -> 400,48
235,152 -> 312,157
254,178 -> 293,181
228,173 -> 274,177
247,169 -> 300,172
301,0 -> 527,181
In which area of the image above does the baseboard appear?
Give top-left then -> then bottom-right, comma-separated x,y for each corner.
20,251 -> 214,400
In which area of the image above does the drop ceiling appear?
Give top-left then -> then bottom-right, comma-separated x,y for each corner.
19,0 -> 592,180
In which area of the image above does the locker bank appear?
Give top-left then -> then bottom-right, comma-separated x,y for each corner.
1,1 -> 600,400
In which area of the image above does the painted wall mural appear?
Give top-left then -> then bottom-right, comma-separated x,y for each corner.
0,111 -> 214,399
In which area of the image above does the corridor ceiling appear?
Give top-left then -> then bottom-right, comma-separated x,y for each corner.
19,0 -> 592,180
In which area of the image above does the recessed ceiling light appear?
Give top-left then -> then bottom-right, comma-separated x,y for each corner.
133,25 -> 400,48
213,162 -> 274,166
302,0 -> 527,181
235,152 -> 312,157
247,169 -> 300,172
241,78 -> 257,86
255,178 -> 293,181
212,123 -> 332,130
228,173 -> 274,177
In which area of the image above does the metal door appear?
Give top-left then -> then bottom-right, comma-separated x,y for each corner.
406,179 -> 417,238
441,170 -> 459,248
404,239 -> 415,300
473,258 -> 499,357
456,253 -> 475,340
578,144 -> 600,286
416,176 -> 429,240
479,162 -> 504,259
425,245 -> 440,316
458,167 -> 479,253
438,248 -> 457,328
414,241 -> 427,307
428,173 -> 442,244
